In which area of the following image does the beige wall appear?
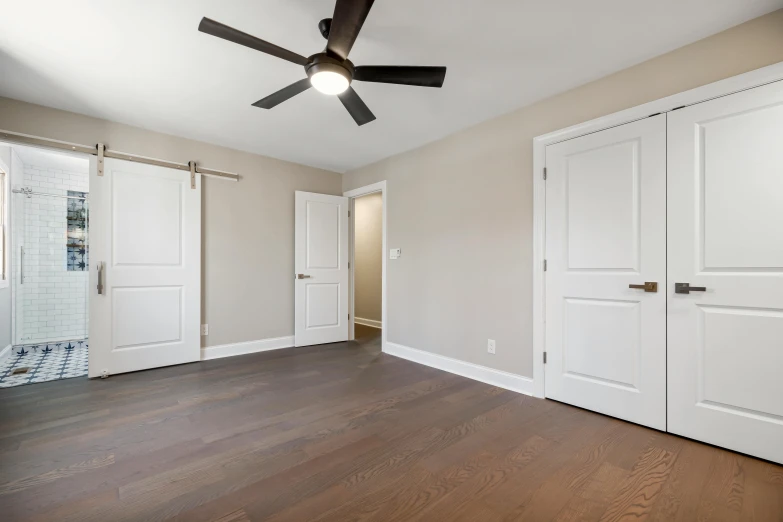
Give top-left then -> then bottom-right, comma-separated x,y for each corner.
354,193 -> 383,324
0,97 -> 342,348
343,10 -> 783,378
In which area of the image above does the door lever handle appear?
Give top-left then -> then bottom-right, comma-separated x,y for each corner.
629,282 -> 658,293
675,283 -> 706,294
296,274 -> 311,279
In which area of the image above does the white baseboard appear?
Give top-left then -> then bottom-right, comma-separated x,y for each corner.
201,336 -> 294,361
0,344 -> 11,363
354,317 -> 382,329
385,342 -> 533,396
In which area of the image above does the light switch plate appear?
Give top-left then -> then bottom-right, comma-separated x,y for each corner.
201,324 -> 209,336
390,248 -> 401,259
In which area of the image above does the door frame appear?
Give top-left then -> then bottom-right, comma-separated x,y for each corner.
0,152 -> 9,293
531,60 -> 783,399
343,181 -> 387,352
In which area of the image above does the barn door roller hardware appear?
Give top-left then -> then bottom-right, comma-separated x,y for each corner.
0,129 -> 239,182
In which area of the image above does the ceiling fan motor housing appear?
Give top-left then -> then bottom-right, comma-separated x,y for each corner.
306,53 -> 354,83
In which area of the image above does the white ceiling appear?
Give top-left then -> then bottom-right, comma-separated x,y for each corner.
0,1 -> 780,173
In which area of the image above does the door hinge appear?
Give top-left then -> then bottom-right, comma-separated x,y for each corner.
348,262 -> 350,269
543,167 -> 547,180
543,259 -> 547,271
348,314 -> 350,320
348,210 -> 351,217
543,352 -> 547,364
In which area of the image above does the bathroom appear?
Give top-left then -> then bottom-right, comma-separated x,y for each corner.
0,143 -> 90,387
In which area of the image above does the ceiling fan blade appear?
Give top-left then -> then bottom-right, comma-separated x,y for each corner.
326,0 -> 375,61
338,87 -> 376,126
198,17 -> 309,66
353,66 -> 447,88
252,78 -> 312,109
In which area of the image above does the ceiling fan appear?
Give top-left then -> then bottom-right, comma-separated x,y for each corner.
198,0 -> 446,126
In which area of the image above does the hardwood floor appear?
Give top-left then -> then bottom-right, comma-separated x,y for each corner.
1,329 -> 781,521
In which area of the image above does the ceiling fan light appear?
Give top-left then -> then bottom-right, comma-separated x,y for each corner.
310,70 -> 350,95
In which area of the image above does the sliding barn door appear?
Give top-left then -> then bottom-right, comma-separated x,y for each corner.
294,191 -> 349,347
667,81 -> 783,463
545,115 -> 666,430
89,157 -> 201,377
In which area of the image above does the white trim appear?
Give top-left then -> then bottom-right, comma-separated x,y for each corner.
344,180 -> 387,353
354,317 -> 382,329
535,61 -> 783,150
532,131 -> 546,399
386,342 -> 533,396
200,335 -> 294,361
531,61 -> 783,400
0,344 -> 11,364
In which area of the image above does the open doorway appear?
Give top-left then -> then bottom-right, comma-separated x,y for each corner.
352,192 -> 382,345
0,143 -> 90,388
345,181 -> 386,352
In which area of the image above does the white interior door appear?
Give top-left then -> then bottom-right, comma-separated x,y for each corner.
545,114 -> 666,430
89,157 -> 201,377
295,191 -> 349,347
667,81 -> 783,464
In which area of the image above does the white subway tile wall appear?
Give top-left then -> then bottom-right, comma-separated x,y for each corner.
13,162 -> 89,343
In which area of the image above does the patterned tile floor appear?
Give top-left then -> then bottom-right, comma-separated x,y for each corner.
0,340 -> 88,388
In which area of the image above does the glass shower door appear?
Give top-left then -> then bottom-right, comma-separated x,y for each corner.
13,188 -> 89,346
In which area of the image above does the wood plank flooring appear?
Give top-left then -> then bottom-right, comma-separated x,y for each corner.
0,326 -> 781,521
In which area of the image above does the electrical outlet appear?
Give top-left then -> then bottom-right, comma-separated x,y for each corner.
201,324 -> 209,336
389,248 -> 401,259
487,339 -> 496,354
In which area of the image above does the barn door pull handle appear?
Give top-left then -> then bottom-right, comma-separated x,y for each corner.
629,282 -> 658,292
675,283 -> 706,294
97,262 -> 105,295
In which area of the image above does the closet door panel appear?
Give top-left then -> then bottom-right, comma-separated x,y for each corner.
545,114 -> 666,430
667,80 -> 783,464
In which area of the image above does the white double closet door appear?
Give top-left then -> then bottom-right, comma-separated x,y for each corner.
545,80 -> 783,463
